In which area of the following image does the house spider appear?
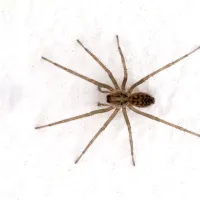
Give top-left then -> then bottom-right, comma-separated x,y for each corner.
35,35 -> 200,166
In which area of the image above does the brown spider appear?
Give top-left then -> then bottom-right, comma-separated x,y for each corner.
35,35 -> 200,166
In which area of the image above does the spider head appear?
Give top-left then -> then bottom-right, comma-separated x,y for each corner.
129,92 -> 155,107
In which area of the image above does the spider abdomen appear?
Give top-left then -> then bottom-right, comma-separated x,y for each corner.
129,92 -> 155,107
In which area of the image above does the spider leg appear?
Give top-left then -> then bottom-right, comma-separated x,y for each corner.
98,86 -> 111,94
77,39 -> 120,90
128,46 -> 200,93
128,104 -> 200,138
97,102 -> 110,107
122,107 -> 135,166
42,57 -> 114,91
35,107 -> 113,129
116,35 -> 128,91
75,108 -> 120,164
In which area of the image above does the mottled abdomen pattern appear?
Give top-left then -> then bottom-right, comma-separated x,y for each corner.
129,92 -> 155,107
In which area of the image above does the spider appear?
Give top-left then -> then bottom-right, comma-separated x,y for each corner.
35,35 -> 200,166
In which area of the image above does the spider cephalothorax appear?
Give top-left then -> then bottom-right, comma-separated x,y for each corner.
36,35 -> 200,166
107,91 -> 129,106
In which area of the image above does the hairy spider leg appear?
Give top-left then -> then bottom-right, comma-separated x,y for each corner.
128,104 -> 200,138
116,35 -> 128,91
75,108 -> 120,164
77,39 -> 120,90
35,107 -> 113,129
122,106 -> 135,166
42,57 -> 114,91
128,46 -> 200,93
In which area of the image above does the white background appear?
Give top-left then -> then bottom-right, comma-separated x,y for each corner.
1,0 -> 200,199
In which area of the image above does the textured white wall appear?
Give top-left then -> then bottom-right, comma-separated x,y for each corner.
1,0 -> 200,199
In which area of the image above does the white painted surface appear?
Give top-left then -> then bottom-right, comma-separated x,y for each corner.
1,0 -> 200,199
